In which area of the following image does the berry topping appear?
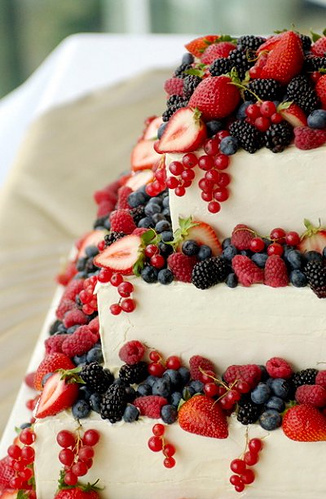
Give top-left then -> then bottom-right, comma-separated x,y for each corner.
264,255 -> 289,288
282,404 -> 326,442
133,396 -> 168,419
231,224 -> 255,250
109,209 -> 137,234
178,395 -> 228,439
294,126 -> 326,150
119,340 -> 146,365
189,355 -> 216,383
34,353 -> 75,391
266,357 -> 293,379
232,255 -> 264,287
295,384 -> 326,408
192,257 -> 229,289
167,252 -> 197,283
223,364 -> 262,389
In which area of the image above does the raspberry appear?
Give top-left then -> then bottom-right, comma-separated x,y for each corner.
88,316 -> 99,335
266,357 -> 293,379
62,326 -> 98,357
62,279 -> 85,301
164,77 -> 184,96
295,384 -> 326,408
117,186 -> 133,210
316,370 -> 326,389
223,364 -> 262,389
232,255 -> 264,287
56,298 -> 77,321
44,334 -> 67,355
63,309 -> 88,329
231,224 -> 255,250
97,199 -> 116,218
93,180 -> 120,205
133,396 -> 168,418
189,355 -> 216,382
167,253 -> 198,283
294,126 -> 326,150
264,255 -> 289,287
110,209 -> 137,234
119,340 -> 146,365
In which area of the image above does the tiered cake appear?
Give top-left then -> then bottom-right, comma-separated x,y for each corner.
2,29 -> 326,499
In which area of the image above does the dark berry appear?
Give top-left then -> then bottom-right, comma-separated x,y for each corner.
229,120 -> 264,154
158,268 -> 174,285
192,257 -> 230,289
182,239 -> 199,256
119,362 -> 148,384
197,245 -> 212,261
123,404 -> 140,422
141,265 -> 158,283
80,362 -> 114,394
100,383 -> 127,423
161,404 -> 178,424
287,75 -> 319,115
264,121 -> 294,153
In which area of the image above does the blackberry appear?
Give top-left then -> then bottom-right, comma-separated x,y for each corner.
100,383 -> 127,423
192,257 -> 230,290
304,55 -> 326,72
174,62 -> 192,79
229,120 -> 264,154
228,48 -> 254,80
237,397 -> 262,425
209,57 -> 232,77
244,78 -> 283,102
237,35 -> 266,51
80,362 -> 114,394
104,231 -> 125,247
162,95 -> 189,122
130,205 -> 145,225
299,34 -> 312,52
183,75 -> 202,99
287,75 -> 319,115
292,368 -> 318,390
304,260 -> 326,298
119,362 -> 148,384
264,121 -> 294,153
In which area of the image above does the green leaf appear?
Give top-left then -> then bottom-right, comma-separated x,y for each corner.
311,30 -> 321,42
141,229 -> 157,246
323,28 -> 326,37
277,100 -> 293,111
185,67 -> 206,78
17,491 -> 30,499
170,216 -> 199,250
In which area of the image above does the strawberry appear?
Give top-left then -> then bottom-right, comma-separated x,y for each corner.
316,74 -> 326,110
35,368 -> 81,418
294,126 -> 326,150
0,458 -> 15,489
295,384 -> 326,408
94,234 -> 141,275
55,485 -> 100,498
133,396 -> 168,418
223,364 -> 262,389
189,355 -> 216,382
109,209 -> 136,234
34,353 -> 75,391
131,139 -> 161,172
185,35 -> 220,58
232,255 -> 264,287
231,224 -> 255,250
297,219 -> 326,253
164,77 -> 184,97
125,169 -> 154,192
188,76 -> 241,120
282,404 -> 326,441
264,255 -> 289,288
258,31 -> 304,84
178,395 -> 228,439
311,35 -> 326,57
200,41 -> 236,64
119,340 -> 146,365
77,230 -> 107,259
279,103 -> 307,127
154,108 -> 207,154
142,116 -> 163,140
167,253 -> 197,283
62,326 -> 98,357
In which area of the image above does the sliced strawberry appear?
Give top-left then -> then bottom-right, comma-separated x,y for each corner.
183,221 -> 222,256
77,229 -> 108,258
279,103 -> 307,127
131,139 -> 161,172
154,108 -> 207,154
143,116 -> 163,140
185,35 -> 220,58
94,234 -> 141,275
0,490 -> 19,498
297,219 -> 326,253
125,170 -> 154,191
35,370 -> 79,419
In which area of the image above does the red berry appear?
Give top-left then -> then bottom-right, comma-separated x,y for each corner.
19,429 -> 35,445
163,443 -> 176,457
166,355 -> 181,370
8,444 -> 21,459
267,242 -> 284,256
169,161 -> 184,176
150,254 -> 165,269
246,103 -> 261,120
20,467 -> 33,481
198,178 -> 213,192
236,380 -> 251,394
148,362 -> 165,377
166,176 -> 179,189
145,244 -> 159,258
78,445 -> 94,462
200,369 -> 216,383
235,482 -> 245,493
118,281 -> 134,297
21,445 -> 35,463
198,155 -> 214,171
255,116 -> 271,132
59,448 -> 75,466
72,461 -> 88,477
204,382 -> 219,397
163,456 -> 176,468
230,458 -> 246,474
97,240 -> 106,251
182,152 -> 198,168
121,298 -> 136,313
244,450 -> 259,466
285,231 -> 300,246
217,172 -> 230,187
270,227 -> 286,244
260,100 -> 276,117
64,471 -> 78,486
271,112 -> 283,124
10,476 -> 23,489
181,169 -> 195,182
226,389 -> 241,404
250,237 -> 265,253
208,201 -> 221,213
213,187 -> 229,202
98,268 -> 113,283
311,71 -> 322,83
175,185 -> 186,197
152,424 -> 165,437
214,153 -> 229,170
216,130 -> 230,142
110,303 -> 122,315
83,429 -> 100,446
248,438 -> 263,453
149,350 -> 161,362
201,191 -> 213,202
249,65 -> 262,78
57,430 -> 76,448
148,436 -> 163,452
204,138 -> 220,156
241,468 -> 255,485
230,475 -> 244,486
205,169 -> 220,183
110,273 -> 124,286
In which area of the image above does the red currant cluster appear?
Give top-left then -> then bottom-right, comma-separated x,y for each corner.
166,153 -> 197,198
144,244 -> 166,270
146,157 -> 167,197
6,428 -> 36,495
97,268 -> 136,316
148,351 -> 181,377
249,227 -> 300,256
229,437 -> 263,493
57,428 -> 100,486
202,371 -> 251,412
148,423 -> 176,469
79,275 -> 98,316
245,100 -> 283,132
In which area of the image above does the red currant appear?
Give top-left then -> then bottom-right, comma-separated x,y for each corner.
271,112 -> 283,124
250,237 -> 265,253
20,467 -> 33,481
244,450 -> 259,466
148,362 -> 165,377
169,161 -> 183,176
216,130 -> 230,142
182,152 -> 198,168
260,100 -> 276,117
148,436 -> 163,452
198,155 -> 214,171
246,104 -> 261,120
241,468 -> 255,485
57,430 -> 75,448
181,169 -> 195,182
97,240 -> 106,251
7,445 -> 21,460
110,303 -> 122,315
235,482 -> 245,492
149,350 -> 161,362
213,187 -> 229,202
267,242 -> 284,256
204,138 -> 219,156
166,355 -> 181,370
230,458 -> 246,474
248,438 -> 263,453
72,461 -> 88,477
217,172 -> 230,187
145,244 -> 159,258
21,446 -> 35,463
213,153 -> 229,170
163,443 -> 176,457
166,176 -> 179,190
204,382 -> 219,397
110,273 -> 124,286
98,268 -> 113,283
118,281 -> 134,297
230,474 -> 244,486
59,448 -> 75,466
152,424 -> 165,437
285,231 -> 300,247
19,429 -> 36,445
236,380 -> 251,393
208,201 -> 221,213
9,476 -> 23,489
200,369 -> 216,383
78,445 -> 94,462
150,254 -> 165,269
249,65 -> 262,78
254,116 -> 270,132
198,178 -> 213,192
163,456 -> 176,468
121,298 -> 136,313
201,191 -> 213,202
174,185 -> 186,197
270,227 -> 286,244
64,471 -> 78,486
205,169 -> 220,183
83,429 -> 100,446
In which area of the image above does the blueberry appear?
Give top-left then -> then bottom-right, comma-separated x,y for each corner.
138,185 -> 151,201
145,203 -> 161,217
206,120 -> 224,137
152,377 -> 171,398
162,207 -> 170,218
182,239 -> 199,256
198,245 -> 212,261
236,101 -> 253,120
161,404 -> 178,424
222,244 -> 237,261
259,409 -> 282,430
286,249 -> 304,270
125,385 -> 136,402
262,237 -> 272,248
269,378 -> 290,399
240,250 -> 251,257
67,325 -> 80,334
128,191 -> 147,208
20,422 -> 32,429
158,268 -> 174,285
219,136 -> 239,155
178,366 -> 190,385
89,393 -> 102,413
123,404 -> 140,422
78,385 -> 93,401
163,369 -> 182,388
152,213 -> 165,224
259,365 -> 269,381
189,380 -> 204,393
305,250 -> 323,263
170,391 -> 183,408
73,354 -> 87,366
57,323 -> 67,333
85,245 -> 99,257
323,247 -> 326,259
158,242 -> 173,257
265,396 -> 285,412
86,346 -> 104,364
157,122 -> 168,139
146,375 -> 158,387
149,196 -> 163,206
138,217 -> 153,228
163,196 -> 170,208
290,269 -> 307,287
155,220 -> 171,233
251,382 -> 271,404
307,109 -> 326,129
222,237 -> 231,249
251,253 -> 268,268
137,383 -> 152,397
226,272 -> 238,288
72,399 -> 91,419
141,265 -> 158,283
76,257 -> 87,271
103,218 -> 111,230
161,231 -> 174,242
182,52 -> 194,65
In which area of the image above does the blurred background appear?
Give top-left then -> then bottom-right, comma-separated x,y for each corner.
0,0 -> 325,99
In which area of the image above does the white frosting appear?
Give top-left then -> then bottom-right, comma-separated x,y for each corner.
34,411 -> 326,499
167,145 -> 326,239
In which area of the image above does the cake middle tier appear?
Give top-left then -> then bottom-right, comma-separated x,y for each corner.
97,280 -> 326,373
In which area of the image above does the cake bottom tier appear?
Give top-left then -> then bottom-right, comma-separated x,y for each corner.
34,412 -> 325,499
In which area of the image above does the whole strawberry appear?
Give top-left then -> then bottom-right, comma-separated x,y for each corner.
167,253 -> 198,283
282,404 -> 326,441
200,41 -> 236,64
178,395 -> 228,439
311,35 -> 326,57
264,255 -> 289,288
55,484 -> 100,498
188,76 -> 241,120
232,255 -> 264,287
